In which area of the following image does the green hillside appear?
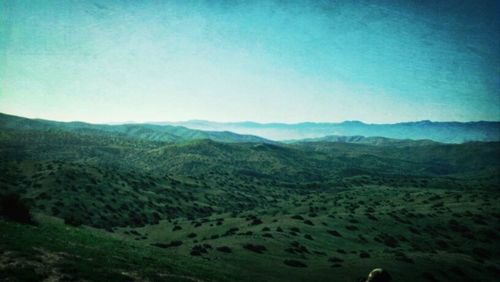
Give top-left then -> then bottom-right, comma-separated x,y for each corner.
0,113 -> 272,144
1,114 -> 499,281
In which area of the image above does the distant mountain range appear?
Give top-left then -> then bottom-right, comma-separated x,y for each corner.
160,120 -> 500,143
288,135 -> 438,147
1,113 -> 499,144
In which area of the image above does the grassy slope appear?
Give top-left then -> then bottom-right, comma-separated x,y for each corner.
2,187 -> 499,282
0,215 -> 230,282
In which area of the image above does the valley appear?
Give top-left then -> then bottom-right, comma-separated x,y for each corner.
0,113 -> 499,281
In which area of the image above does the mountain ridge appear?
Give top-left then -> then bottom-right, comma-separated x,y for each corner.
160,119 -> 500,143
0,112 -> 273,144
2,112 -> 499,144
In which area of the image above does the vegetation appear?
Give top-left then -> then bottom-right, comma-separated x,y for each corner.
0,113 -> 499,281
0,194 -> 34,225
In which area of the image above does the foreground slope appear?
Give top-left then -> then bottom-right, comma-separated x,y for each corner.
2,187 -> 499,282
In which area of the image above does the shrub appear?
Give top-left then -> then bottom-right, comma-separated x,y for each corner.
328,257 -> 344,263
250,218 -> 263,225
151,243 -> 170,249
169,240 -> 183,247
243,244 -> 267,253
283,260 -> 307,268
216,246 -> 232,253
190,245 -> 208,256
64,215 -> 83,227
0,194 -> 34,225
394,251 -> 413,264
359,251 -> 370,258
346,225 -> 358,231
327,230 -> 342,237
303,220 -> 314,226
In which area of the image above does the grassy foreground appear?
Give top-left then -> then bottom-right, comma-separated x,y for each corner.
1,187 -> 499,282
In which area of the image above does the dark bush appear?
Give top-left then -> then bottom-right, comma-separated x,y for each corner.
337,249 -> 347,254
285,241 -> 309,254
151,243 -> 170,249
216,246 -> 232,253
327,230 -> 342,237
250,218 -> 263,225
0,194 -> 34,225
359,251 -> 370,258
169,240 -> 183,247
472,247 -> 491,260
394,251 -> 413,264
64,215 -> 83,227
243,243 -> 267,253
225,227 -> 239,235
190,245 -> 208,256
376,234 -> 398,248
303,220 -> 314,226
328,257 -> 344,263
283,260 -> 307,268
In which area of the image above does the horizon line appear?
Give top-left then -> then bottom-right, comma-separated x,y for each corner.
2,111 -> 500,126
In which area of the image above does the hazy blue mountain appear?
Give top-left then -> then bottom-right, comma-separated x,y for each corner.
162,120 -> 500,143
288,135 -> 438,147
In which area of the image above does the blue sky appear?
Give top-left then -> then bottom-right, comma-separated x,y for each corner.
0,0 -> 499,123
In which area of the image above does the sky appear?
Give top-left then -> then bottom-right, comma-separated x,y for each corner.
0,0 -> 499,123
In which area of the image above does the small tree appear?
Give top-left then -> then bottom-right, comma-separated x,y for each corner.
0,193 -> 35,225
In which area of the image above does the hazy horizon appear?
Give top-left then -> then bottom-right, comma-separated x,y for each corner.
1,0 -> 499,124
2,110 -> 500,126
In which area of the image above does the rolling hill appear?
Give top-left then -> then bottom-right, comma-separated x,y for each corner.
0,113 -> 272,144
1,113 -> 499,281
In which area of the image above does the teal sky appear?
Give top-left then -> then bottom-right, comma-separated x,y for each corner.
0,0 -> 499,123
